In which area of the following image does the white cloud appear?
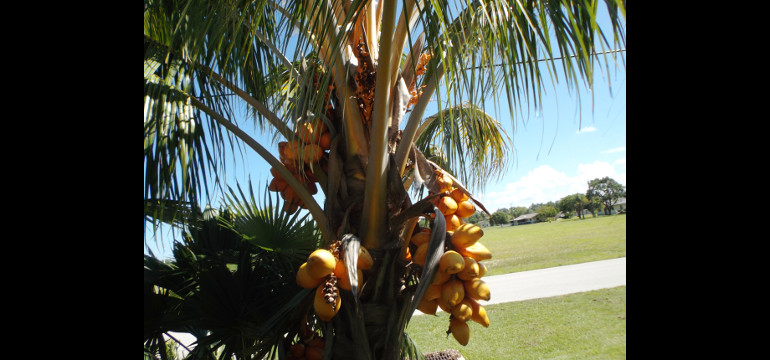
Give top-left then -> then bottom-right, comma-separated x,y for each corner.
576,126 -> 597,134
477,161 -> 625,211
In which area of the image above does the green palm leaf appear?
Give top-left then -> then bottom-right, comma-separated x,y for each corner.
221,181 -> 323,267
144,179 -> 326,360
414,103 -> 511,193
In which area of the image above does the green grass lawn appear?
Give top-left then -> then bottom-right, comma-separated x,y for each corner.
402,214 -> 627,359
406,286 -> 627,359
478,214 -> 626,276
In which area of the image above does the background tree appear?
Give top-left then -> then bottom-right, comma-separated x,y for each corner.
490,210 -> 510,226
465,211 -> 489,226
558,193 -> 589,219
509,206 -> 529,218
586,177 -> 626,215
533,204 -> 557,222
557,195 -> 575,218
585,196 -> 603,217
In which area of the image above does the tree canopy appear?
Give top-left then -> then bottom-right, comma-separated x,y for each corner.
586,176 -> 626,215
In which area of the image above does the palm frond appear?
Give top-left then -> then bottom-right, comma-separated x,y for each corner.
400,332 -> 427,360
414,0 -> 625,151
221,180 -> 323,267
143,180 -> 328,360
144,38 -> 221,212
414,102 -> 511,193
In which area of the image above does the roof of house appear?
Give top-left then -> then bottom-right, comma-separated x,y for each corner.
513,213 -> 539,221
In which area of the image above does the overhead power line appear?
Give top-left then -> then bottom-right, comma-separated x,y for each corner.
464,48 -> 627,70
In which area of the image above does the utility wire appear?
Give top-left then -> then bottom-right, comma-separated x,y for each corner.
464,48 -> 626,69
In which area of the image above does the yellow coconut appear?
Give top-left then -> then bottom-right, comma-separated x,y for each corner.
296,262 -> 325,289
468,297 -> 490,327
302,143 -> 324,164
450,188 -> 469,203
431,269 -> 452,285
450,224 -> 484,248
457,242 -> 492,262
357,246 -> 374,270
296,120 -> 327,145
306,249 -> 337,279
477,262 -> 488,277
449,317 -> 470,346
413,243 -> 429,266
454,200 -> 476,218
439,250 -> 465,274
456,257 -> 480,281
401,245 -> 412,261
417,297 -> 439,315
436,294 -> 453,313
313,286 -> 341,322
441,278 -> 465,307
410,231 -> 431,247
437,174 -> 454,192
334,260 -> 363,292
463,278 -> 491,301
319,131 -> 331,150
451,297 -> 474,322
423,284 -> 443,301
445,214 -> 462,231
268,177 -> 288,192
437,196 -> 458,216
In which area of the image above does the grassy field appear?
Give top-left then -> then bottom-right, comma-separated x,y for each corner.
478,214 -> 626,276
406,286 -> 626,359
403,214 -> 627,359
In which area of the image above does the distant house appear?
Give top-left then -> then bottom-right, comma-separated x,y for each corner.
611,197 -> 626,214
511,213 -> 539,225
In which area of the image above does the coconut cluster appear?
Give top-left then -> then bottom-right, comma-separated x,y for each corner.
285,326 -> 326,360
407,171 -> 493,346
295,244 -> 374,322
268,119 -> 331,214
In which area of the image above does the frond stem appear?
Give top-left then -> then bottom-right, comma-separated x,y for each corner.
189,96 -> 335,244
195,63 -> 294,141
394,61 -> 444,176
360,0 -> 399,249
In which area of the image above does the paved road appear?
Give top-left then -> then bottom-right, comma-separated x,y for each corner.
165,257 -> 626,352
480,256 -> 626,305
416,257 -> 626,315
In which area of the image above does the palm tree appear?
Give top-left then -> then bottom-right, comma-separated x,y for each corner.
144,0 -> 625,358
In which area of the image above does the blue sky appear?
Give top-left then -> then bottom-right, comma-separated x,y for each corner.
145,4 -> 626,258
474,59 -> 626,212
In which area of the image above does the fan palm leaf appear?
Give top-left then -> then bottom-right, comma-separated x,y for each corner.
144,180 -> 325,359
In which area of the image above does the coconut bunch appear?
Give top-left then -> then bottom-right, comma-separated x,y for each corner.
432,172 -> 478,231
268,119 -> 332,214
408,171 -> 493,346
285,330 -> 326,360
295,244 -> 374,322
